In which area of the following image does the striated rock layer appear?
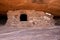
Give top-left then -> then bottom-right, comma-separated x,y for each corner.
0,0 -> 60,16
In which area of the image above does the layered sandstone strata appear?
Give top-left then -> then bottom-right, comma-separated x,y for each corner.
0,0 -> 60,16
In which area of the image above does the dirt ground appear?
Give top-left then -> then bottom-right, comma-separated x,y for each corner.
0,25 -> 60,40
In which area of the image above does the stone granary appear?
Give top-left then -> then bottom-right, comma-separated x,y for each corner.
0,10 -> 54,27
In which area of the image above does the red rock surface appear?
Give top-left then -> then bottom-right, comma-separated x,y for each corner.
0,0 -> 60,16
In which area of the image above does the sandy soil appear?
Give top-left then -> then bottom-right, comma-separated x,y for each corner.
0,24 -> 60,40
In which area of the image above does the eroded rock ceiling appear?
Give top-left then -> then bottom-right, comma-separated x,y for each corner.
0,0 -> 60,16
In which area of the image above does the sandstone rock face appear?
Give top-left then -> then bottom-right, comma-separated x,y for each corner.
0,0 -> 60,16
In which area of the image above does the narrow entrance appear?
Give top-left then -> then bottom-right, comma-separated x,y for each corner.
0,13 -> 8,25
20,14 -> 27,21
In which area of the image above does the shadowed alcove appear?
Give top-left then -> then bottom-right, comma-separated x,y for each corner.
53,16 -> 60,26
0,12 -> 8,25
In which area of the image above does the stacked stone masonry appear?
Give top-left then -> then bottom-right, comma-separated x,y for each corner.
6,10 -> 54,28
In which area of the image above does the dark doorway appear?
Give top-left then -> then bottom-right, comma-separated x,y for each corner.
20,14 -> 27,21
0,13 -> 8,25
